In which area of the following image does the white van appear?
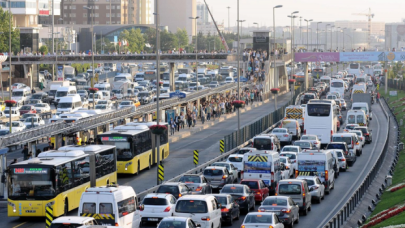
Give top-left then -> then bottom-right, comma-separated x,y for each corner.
296,149 -> 335,194
51,216 -> 98,227
332,133 -> 361,156
352,102 -> 372,120
242,150 -> 282,195
89,91 -> 104,104
55,86 -> 77,103
330,79 -> 345,97
79,185 -> 141,228
174,195 -> 221,228
94,82 -> 111,91
11,87 -> 31,104
280,119 -> 301,140
178,74 -> 192,82
346,110 -> 368,126
114,73 -> 132,82
135,73 -> 145,82
57,95 -> 83,114
320,76 -> 331,87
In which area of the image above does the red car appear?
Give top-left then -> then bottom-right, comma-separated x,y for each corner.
240,179 -> 270,203
19,105 -> 37,114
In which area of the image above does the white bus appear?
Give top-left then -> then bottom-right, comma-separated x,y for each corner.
330,79 -> 345,97
304,102 -> 337,145
347,63 -> 362,76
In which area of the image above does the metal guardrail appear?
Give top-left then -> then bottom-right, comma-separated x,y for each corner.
137,120 -> 282,200
323,98 -> 390,228
0,83 -> 245,148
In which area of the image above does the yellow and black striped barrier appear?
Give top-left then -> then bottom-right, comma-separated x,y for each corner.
158,163 -> 164,181
45,205 -> 53,228
248,155 -> 268,162
220,140 -> 225,153
193,150 -> 199,165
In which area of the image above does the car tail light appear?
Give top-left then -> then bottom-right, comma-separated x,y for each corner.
221,208 -> 229,212
256,191 -> 262,195
115,223 -> 119,226
364,133 -> 369,136
345,151 -> 348,155
281,209 -> 291,213
164,206 -> 171,212
258,208 -> 265,212
295,170 -> 298,178
314,142 -> 319,144
271,172 -> 274,183
325,171 -> 329,181
201,217 -> 210,221
239,196 -> 247,200
284,134 -> 289,137
178,194 -> 182,198
195,187 -> 203,192
356,142 -> 359,145
286,166 -> 289,169
139,206 -> 144,211
311,186 -> 319,190
331,130 -> 333,136
339,158 -> 346,161
241,225 -> 245,228
271,143 -> 274,150
269,226 -> 274,228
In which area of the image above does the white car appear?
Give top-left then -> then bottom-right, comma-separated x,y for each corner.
97,100 -> 113,109
367,80 -> 373,87
279,156 -> 293,179
344,124 -> 360,132
335,149 -> 348,171
34,103 -> 51,113
94,104 -> 112,110
281,145 -> 302,153
118,100 -> 136,110
140,193 -> 177,224
271,128 -> 293,144
296,176 -> 325,204
300,135 -> 321,149
23,117 -> 45,127
226,154 -> 244,172
0,129 -> 10,136
157,217 -> 201,228
4,109 -> 20,117
6,121 -> 26,132
280,152 -> 298,173
242,212 -> 284,228
350,130 -> 365,147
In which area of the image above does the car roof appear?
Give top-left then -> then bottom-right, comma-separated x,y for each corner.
161,217 -> 189,222
205,166 -> 227,170
144,193 -> 173,199
52,216 -> 94,223
160,182 -> 182,186
228,154 -> 244,157
297,176 -> 318,180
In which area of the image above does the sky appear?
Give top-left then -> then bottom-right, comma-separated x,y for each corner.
199,0 -> 405,28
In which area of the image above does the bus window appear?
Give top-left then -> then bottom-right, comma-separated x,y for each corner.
331,82 -> 343,87
307,104 -> 330,116
348,115 -> 356,124
357,115 -> 364,123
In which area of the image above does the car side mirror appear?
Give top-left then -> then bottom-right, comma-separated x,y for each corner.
196,224 -> 202,228
309,187 -> 314,191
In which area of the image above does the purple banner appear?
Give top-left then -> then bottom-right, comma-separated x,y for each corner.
295,52 -> 340,62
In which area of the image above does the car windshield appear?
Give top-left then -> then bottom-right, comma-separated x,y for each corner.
354,128 -> 367,134
327,144 -> 346,150
138,93 -> 148,97
272,129 -> 287,133
112,89 -> 122,94
221,186 -> 244,194
281,153 -> 296,160
29,100 -> 40,104
175,200 -> 208,213
0,130 -> 10,135
210,81 -> 218,85
58,103 -> 72,108
280,157 -> 287,163
24,117 -> 38,122
214,196 -> 228,206
143,197 -> 168,205
56,91 -> 67,97
303,179 -> 315,185
301,136 -> 316,140
31,94 -> 42,99
228,157 -> 243,162
98,101 -> 107,104
158,221 -> 186,228
121,102 -> 131,105
179,176 -> 200,183
240,181 -> 259,189
12,91 -> 24,96
157,185 -> 180,194
35,104 -> 46,107
278,184 -> 301,194
282,147 -> 298,152
332,137 -> 351,145
49,224 -> 83,228
22,114 -> 35,118
6,122 -> 20,127
244,214 -> 273,224
262,197 -> 287,206
20,106 -> 32,110
345,125 -> 358,130
211,163 -> 229,170
95,105 -> 106,109
203,169 -> 223,176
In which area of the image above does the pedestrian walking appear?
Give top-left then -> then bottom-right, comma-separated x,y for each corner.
201,108 -> 206,124
250,91 -> 255,105
10,158 -> 17,165
170,118 -> 176,135
22,145 -> 29,160
175,114 -> 181,132
192,111 -> 197,127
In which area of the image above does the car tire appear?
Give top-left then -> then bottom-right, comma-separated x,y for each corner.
302,207 -> 308,216
295,215 -> 299,224
317,196 -> 322,204
228,216 -> 233,226
287,219 -> 294,228
235,210 -> 240,220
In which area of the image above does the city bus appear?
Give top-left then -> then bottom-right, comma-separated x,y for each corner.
7,145 -> 117,217
97,122 -> 169,174
304,101 -> 338,146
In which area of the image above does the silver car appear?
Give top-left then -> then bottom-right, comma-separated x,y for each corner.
178,174 -> 212,194
335,149 -> 348,171
257,196 -> 300,227
211,162 -> 238,182
296,176 -> 325,204
203,166 -> 234,189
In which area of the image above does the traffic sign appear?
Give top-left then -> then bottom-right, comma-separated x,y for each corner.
158,163 -> 164,181
193,150 -> 199,165
220,140 -> 225,153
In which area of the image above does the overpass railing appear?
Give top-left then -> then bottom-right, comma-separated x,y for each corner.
4,53 -> 230,65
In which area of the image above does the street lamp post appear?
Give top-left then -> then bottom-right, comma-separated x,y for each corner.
336,27 -> 340,51
154,0 -> 161,185
236,0 -> 240,145
227,6 -> 231,33
316,22 -> 322,51
273,5 -> 283,111
84,6 -> 95,108
342,28 -> 347,51
253,22 -> 259,29
331,26 -> 334,51
304,19 -> 313,51
288,12 -> 298,82
189,16 -> 200,91
299,16 -> 302,45
52,0 -> 54,80
8,0 -> 11,132
325,24 -> 330,51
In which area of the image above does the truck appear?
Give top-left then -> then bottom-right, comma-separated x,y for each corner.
352,93 -> 372,111
48,81 -> 71,101
122,65 -> 138,78
111,81 -> 131,99
64,66 -> 76,80
242,150 -> 282,194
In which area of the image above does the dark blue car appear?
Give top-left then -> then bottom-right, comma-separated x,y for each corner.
234,77 -> 248,82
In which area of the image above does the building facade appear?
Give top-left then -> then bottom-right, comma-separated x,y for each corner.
197,1 -> 208,24
385,23 -> 405,51
158,0 -> 196,36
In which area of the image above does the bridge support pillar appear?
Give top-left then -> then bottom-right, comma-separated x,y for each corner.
28,141 -> 37,157
93,128 -> 98,144
304,62 -> 309,91
169,63 -> 175,91
105,123 -> 111,132
0,148 -> 8,199
54,134 -> 62,149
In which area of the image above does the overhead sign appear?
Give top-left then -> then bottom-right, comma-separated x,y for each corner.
169,90 -> 186,98
295,52 -> 340,62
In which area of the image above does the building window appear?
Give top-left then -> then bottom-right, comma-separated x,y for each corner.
69,5 -> 76,9
111,13 -> 115,17
95,13 -> 99,17
83,13 -> 87,17
64,13 -> 68,17
95,5 -> 99,9
63,5 -> 67,9
69,13 -> 76,17
10,2 -> 25,8
117,14 -> 120,18
95,21 -> 99,24
106,21 -> 110,24
111,5 -> 115,9
106,5 -> 109,9
116,21 -> 120,24
116,5 -> 120,9
106,13 -> 110,17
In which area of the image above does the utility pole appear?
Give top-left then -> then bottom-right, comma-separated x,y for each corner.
227,6 -> 231,33
154,0 -> 161,185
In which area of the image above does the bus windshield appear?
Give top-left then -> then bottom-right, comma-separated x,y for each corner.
307,104 -> 331,116
101,141 -> 134,161
331,82 -> 343,87
8,167 -> 55,200
350,63 -> 359,69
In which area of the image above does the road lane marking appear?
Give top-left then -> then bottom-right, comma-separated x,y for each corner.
318,102 -> 382,227
13,222 -> 27,228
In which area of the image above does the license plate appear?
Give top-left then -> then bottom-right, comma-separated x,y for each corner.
148,218 -> 159,221
272,211 -> 281,215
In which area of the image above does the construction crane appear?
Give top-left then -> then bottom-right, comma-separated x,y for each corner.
352,8 -> 374,49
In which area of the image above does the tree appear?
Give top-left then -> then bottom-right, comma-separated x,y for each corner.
119,28 -> 145,53
39,45 -> 48,55
0,7 -> 19,54
175,28 -> 189,48
96,37 -> 115,53
160,30 -> 178,51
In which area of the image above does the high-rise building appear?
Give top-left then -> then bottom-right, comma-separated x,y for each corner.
197,1 -> 209,24
135,0 -> 152,24
158,0 -> 196,36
